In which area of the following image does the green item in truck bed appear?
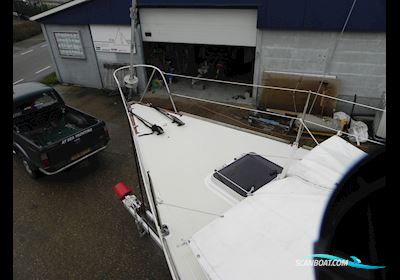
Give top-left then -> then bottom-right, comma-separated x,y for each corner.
31,125 -> 80,146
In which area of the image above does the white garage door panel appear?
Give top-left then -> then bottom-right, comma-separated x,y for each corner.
140,8 -> 257,47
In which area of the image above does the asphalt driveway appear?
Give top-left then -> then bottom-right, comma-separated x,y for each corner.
13,85 -> 171,280
13,33 -> 54,84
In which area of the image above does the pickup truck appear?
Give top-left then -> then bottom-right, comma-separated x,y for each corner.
13,82 -> 110,178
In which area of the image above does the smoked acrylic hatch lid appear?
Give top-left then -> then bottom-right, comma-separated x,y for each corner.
213,153 -> 283,196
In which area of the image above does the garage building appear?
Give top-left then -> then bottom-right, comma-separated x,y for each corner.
30,0 -> 386,115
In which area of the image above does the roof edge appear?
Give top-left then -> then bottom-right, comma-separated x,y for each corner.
29,0 -> 92,21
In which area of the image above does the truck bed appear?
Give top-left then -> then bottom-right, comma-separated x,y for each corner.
15,105 -> 97,147
29,123 -> 81,147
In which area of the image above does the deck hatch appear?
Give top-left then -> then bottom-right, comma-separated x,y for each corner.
213,153 -> 283,196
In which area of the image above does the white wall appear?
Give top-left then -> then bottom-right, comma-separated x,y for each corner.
255,30 -> 386,114
90,25 -> 131,53
89,24 -> 147,91
42,24 -> 103,89
140,8 -> 257,47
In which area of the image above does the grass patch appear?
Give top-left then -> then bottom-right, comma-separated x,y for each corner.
40,72 -> 58,86
13,18 -> 42,42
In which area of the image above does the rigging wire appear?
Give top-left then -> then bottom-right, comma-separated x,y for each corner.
307,0 -> 358,115
163,71 -> 384,113
169,91 -> 382,146
158,201 -> 224,218
291,78 -> 302,113
171,92 -> 298,121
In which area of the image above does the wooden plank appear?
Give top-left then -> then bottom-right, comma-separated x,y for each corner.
258,72 -> 340,117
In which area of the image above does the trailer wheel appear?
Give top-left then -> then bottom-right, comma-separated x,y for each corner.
21,156 -> 41,179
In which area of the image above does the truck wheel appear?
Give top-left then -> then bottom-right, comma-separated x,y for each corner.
21,156 -> 41,179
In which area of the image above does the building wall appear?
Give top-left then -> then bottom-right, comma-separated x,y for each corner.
37,0 -> 385,33
90,24 -> 147,91
42,24 -> 103,89
95,50 -> 146,92
255,30 -> 386,114
40,12 -> 385,116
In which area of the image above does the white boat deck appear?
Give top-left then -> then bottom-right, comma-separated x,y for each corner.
189,136 -> 366,280
130,103 -> 309,279
190,176 -> 332,280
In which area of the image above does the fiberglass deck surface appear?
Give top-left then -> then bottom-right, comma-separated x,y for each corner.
130,103 -> 309,280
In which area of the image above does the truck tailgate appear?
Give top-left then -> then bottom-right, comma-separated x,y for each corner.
43,122 -> 108,171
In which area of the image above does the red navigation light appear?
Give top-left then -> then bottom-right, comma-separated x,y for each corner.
113,182 -> 132,200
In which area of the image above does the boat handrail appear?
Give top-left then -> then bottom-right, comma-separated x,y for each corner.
112,64 -> 385,147
162,72 -> 385,113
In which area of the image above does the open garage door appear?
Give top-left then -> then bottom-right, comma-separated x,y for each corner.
139,8 -> 257,47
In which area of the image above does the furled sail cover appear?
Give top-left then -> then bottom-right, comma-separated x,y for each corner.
287,136 -> 366,189
189,136 -> 366,280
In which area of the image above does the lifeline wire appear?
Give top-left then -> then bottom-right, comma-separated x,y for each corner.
163,72 -> 385,113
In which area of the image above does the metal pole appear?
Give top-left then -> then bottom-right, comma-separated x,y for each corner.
128,0 -> 137,99
146,171 -> 163,230
129,0 -> 137,75
139,69 -> 156,103
349,94 -> 357,127
278,91 -> 311,180
294,91 -> 311,145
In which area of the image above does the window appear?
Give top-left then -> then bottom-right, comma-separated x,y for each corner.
54,31 -> 85,59
213,153 -> 283,196
13,91 -> 58,118
32,91 -> 58,108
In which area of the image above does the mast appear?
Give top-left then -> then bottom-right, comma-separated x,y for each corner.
129,0 -> 137,71
124,0 -> 138,98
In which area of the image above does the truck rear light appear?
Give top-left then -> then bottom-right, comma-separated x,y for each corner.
104,126 -> 109,138
113,182 -> 132,200
40,153 -> 49,167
